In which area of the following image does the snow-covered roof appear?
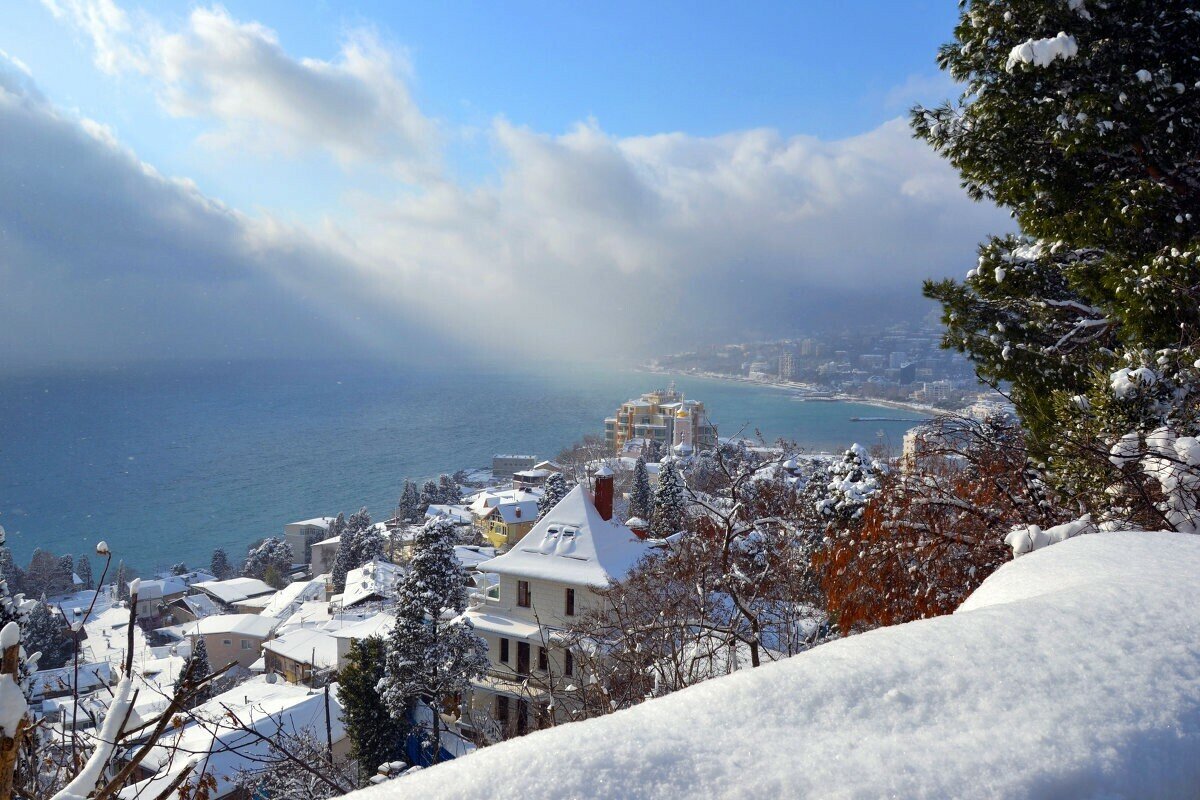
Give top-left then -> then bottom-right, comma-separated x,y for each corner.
476,485 -> 653,586
345,531 -> 1200,799
480,499 -> 539,524
341,559 -> 403,608
193,577 -> 277,605
169,593 -> 220,619
161,614 -> 276,641
426,504 -> 474,524
460,610 -> 541,640
289,516 -> 335,528
262,627 -> 340,669
467,487 -> 542,517
123,677 -> 346,799
259,577 -> 327,619
453,545 -> 498,571
332,613 -> 396,642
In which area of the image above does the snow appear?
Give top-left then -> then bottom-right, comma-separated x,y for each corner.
348,532 -> 1200,800
0,671 -> 27,736
1005,32 -> 1079,72
193,577 -> 276,605
52,676 -> 134,800
262,627 -> 340,670
1004,515 -> 1094,556
259,577 -> 326,619
1137,69 -> 1153,83
1110,366 -> 1158,398
0,621 -> 18,649
159,613 -> 277,641
476,485 -> 654,586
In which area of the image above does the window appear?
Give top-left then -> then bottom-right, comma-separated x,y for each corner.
240,639 -> 252,650
517,642 -> 530,676
538,646 -> 548,672
564,588 -> 575,616
499,637 -> 509,663
222,639 -> 232,646
564,650 -> 574,677
496,695 -> 509,725
517,580 -> 531,608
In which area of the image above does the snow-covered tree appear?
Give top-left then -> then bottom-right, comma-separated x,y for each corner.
437,474 -> 461,505
242,538 -> 293,587
210,548 -> 233,580
380,519 -> 486,763
397,481 -> 421,523
536,472 -> 570,521
170,562 -> 187,576
337,636 -> 405,784
234,728 -> 357,799
331,508 -> 377,593
0,547 -> 24,597
914,1 -> 1200,529
644,439 -> 663,463
650,459 -> 687,539
76,554 -> 93,590
24,599 -> 72,669
629,457 -> 653,521
114,561 -> 129,602
173,636 -> 213,708
417,480 -> 440,515
819,444 -> 883,524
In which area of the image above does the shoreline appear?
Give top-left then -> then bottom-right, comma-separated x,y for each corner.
637,366 -> 942,418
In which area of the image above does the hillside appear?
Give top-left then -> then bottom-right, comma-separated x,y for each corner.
351,532 -> 1200,799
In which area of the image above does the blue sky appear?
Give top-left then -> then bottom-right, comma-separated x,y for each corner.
0,1 -> 1004,368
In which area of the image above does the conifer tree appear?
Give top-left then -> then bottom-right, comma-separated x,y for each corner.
914,1 -> 1200,528
174,636 -> 213,708
337,636 -> 405,783
536,472 -> 570,521
171,562 -> 188,576
437,474 -> 461,505
650,459 -> 687,539
0,547 -> 23,597
418,480 -> 440,514
210,548 -> 233,580
629,457 -> 653,521
242,538 -> 293,587
75,554 -> 93,590
332,508 -> 374,593
397,481 -> 421,523
380,519 -> 486,763
819,444 -> 882,524
115,561 -> 129,602
56,555 -> 74,593
24,599 -> 73,669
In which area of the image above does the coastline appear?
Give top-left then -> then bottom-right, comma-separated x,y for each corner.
637,366 -> 942,418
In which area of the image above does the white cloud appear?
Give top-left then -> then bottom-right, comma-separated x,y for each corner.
327,117 -> 1011,357
40,2 -> 437,175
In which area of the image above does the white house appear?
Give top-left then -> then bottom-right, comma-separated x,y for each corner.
284,516 -> 335,566
460,471 -> 654,739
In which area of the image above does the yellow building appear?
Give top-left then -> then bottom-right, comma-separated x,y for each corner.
604,386 -> 717,455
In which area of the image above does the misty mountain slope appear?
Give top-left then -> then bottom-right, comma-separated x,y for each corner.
352,531 -> 1200,799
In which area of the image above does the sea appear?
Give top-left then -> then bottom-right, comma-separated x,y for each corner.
0,360 -> 926,575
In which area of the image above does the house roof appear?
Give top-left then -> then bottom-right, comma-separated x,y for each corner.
193,577 -> 277,605
332,613 -> 397,642
133,571 -> 218,599
259,578 -> 326,619
123,678 -> 346,799
477,485 -> 653,586
289,516 -> 335,528
262,627 -> 340,669
169,594 -> 220,619
162,614 -> 276,641
461,610 -> 542,640
481,499 -> 539,525
341,559 -> 403,608
454,545 -> 498,571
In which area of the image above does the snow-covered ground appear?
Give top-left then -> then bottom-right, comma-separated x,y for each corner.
349,532 -> 1200,799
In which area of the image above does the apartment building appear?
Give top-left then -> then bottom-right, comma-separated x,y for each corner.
604,387 -> 717,455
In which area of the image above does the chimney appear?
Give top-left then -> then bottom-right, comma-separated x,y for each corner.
625,517 -> 649,539
592,466 -> 614,521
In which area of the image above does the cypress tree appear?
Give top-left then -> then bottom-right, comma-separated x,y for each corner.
536,472 -> 569,521
24,599 -> 73,669
76,554 -> 93,590
174,636 -> 214,708
629,457 -> 653,521
210,548 -> 233,580
337,636 -> 406,783
650,459 -> 687,539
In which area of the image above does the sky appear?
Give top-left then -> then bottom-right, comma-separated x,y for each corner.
0,1 -> 1010,370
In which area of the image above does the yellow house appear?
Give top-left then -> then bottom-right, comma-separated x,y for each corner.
478,500 -> 539,550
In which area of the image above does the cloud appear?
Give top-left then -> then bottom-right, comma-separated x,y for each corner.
327,117 -> 1011,357
0,57 -> 439,370
41,2 -> 437,175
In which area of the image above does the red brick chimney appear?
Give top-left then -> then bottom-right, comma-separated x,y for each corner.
593,465 -> 614,521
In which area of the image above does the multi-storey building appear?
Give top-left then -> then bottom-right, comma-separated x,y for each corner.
459,469 -> 653,739
604,387 -> 717,455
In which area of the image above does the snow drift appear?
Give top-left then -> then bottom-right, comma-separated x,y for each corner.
351,532 -> 1200,799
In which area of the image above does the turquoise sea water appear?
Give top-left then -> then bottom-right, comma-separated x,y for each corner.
0,360 -> 924,574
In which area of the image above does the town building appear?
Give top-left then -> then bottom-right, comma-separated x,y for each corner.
262,627 -> 340,685
283,516 -> 335,566
460,470 -> 655,740
492,454 -> 538,480
192,577 -> 277,610
467,487 -> 542,550
161,614 -> 277,671
604,387 -> 717,455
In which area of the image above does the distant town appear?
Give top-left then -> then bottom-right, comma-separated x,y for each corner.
646,319 -> 981,410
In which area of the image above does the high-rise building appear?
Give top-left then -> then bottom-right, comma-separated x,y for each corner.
778,353 -> 797,380
604,386 -> 718,455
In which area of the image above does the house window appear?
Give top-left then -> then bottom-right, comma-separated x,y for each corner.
564,650 -> 574,677
496,695 -> 509,725
538,646 -> 548,672
240,640 -> 252,650
564,588 -> 575,616
517,642 -> 530,676
222,639 -> 232,646
517,580 -> 531,608
499,637 -> 509,663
